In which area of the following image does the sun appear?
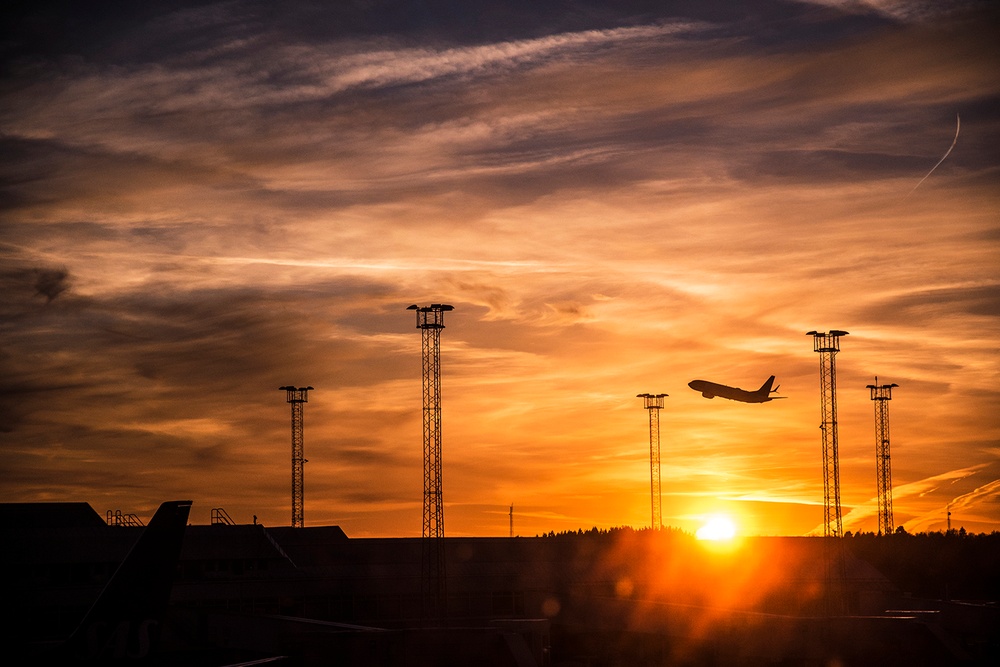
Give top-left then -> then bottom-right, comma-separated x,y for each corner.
696,516 -> 737,541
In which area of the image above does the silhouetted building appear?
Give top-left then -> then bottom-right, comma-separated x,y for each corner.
3,502 -> 997,666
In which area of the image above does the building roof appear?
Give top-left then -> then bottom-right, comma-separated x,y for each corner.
0,502 -> 107,530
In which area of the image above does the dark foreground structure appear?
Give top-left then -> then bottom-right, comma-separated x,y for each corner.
3,502 -> 998,665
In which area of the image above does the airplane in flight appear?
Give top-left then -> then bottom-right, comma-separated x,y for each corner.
688,375 -> 785,403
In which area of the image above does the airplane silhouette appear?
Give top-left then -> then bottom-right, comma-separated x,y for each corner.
688,376 -> 785,403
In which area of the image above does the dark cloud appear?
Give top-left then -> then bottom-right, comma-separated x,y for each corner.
0,1 -> 899,66
0,270 -> 417,446
327,441 -> 411,467
860,284 -> 1000,322
33,268 -> 70,302
0,265 -> 71,305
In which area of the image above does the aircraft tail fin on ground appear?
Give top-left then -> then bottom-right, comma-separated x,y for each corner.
63,500 -> 192,663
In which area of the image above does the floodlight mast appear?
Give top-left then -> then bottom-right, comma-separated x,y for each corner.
867,377 -> 898,536
408,303 -> 453,622
408,304 -> 453,540
279,385 -> 313,528
807,330 -> 848,538
637,393 -> 668,530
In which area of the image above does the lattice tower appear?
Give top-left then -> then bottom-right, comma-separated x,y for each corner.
808,331 -> 848,538
408,303 -> 453,621
279,385 -> 312,528
867,377 -> 897,536
637,393 -> 667,530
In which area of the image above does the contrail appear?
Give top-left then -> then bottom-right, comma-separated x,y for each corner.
906,113 -> 960,198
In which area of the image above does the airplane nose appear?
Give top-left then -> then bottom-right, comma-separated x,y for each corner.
687,381 -> 696,389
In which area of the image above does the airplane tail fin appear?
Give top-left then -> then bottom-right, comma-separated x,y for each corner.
765,377 -> 788,399
758,375 -> 776,394
63,500 -> 192,663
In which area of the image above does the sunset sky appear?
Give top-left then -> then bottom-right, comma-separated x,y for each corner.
2,0 -> 998,538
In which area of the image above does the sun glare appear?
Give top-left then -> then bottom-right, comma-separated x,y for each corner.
696,516 -> 737,541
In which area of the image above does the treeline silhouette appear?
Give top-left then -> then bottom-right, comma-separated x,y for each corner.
844,529 -> 1000,601
536,525 -> 687,539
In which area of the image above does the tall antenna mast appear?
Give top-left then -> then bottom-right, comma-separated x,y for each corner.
867,376 -> 898,536
637,393 -> 667,530
279,385 -> 313,528
408,303 -> 453,621
808,330 -> 848,538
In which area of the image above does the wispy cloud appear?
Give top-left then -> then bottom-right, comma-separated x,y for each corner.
904,474 -> 1000,532
309,23 -> 699,93
839,464 -> 986,532
798,0 -> 974,22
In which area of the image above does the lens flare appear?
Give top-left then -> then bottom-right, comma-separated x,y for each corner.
696,516 -> 736,541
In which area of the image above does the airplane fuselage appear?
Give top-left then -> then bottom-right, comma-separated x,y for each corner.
688,376 -> 780,403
